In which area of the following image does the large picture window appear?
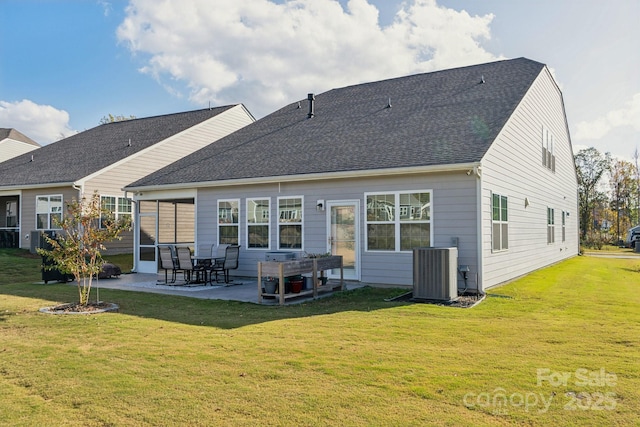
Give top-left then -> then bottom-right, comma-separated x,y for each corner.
278,197 -> 302,249
247,198 -> 270,249
218,199 -> 239,245
366,191 -> 432,251
492,193 -> 508,251
36,195 -> 63,230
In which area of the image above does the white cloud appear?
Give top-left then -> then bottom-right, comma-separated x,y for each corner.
574,93 -> 640,141
117,0 -> 498,117
0,99 -> 76,145
98,1 -> 113,17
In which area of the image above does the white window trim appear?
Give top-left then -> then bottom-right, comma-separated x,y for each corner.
218,199 -> 240,245
491,192 -> 509,253
100,195 -> 132,228
277,195 -> 304,251
542,125 -> 556,172
364,190 -> 433,253
547,207 -> 555,244
246,197 -> 271,250
35,194 -> 63,230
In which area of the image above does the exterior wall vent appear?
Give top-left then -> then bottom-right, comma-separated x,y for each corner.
412,247 -> 458,301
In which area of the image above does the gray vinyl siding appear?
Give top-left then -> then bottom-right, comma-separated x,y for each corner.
194,172 -> 478,287
480,68 -> 578,289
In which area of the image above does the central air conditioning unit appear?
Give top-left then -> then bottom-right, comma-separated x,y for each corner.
412,247 -> 458,301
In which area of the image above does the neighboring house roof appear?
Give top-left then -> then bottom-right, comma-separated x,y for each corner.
0,107 -> 237,188
0,128 -> 41,163
126,57 -> 546,190
0,128 -> 40,147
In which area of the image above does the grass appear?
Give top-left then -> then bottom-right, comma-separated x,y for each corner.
584,244 -> 637,253
0,248 -> 638,426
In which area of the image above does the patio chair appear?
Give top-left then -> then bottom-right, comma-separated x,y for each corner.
175,246 -> 196,283
158,245 -> 177,284
210,244 -> 240,284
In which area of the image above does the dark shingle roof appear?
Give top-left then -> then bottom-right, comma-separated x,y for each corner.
0,107 -> 236,188
0,128 -> 40,147
127,58 -> 546,189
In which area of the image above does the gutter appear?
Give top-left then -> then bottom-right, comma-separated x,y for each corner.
124,162 -> 483,193
0,182 -> 76,192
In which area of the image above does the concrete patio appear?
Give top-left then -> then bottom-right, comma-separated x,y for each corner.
87,272 -> 364,305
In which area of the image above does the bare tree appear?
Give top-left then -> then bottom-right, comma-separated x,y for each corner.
99,114 -> 136,125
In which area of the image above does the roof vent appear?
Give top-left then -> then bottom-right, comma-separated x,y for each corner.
297,101 -> 301,109
386,97 -> 392,108
128,138 -> 131,147
30,154 -> 34,162
307,93 -> 315,118
480,75 -> 485,84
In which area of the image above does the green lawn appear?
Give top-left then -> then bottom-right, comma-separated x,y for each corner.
0,249 -> 638,426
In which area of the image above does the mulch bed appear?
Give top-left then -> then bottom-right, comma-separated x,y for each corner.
387,291 -> 485,308
39,302 -> 119,314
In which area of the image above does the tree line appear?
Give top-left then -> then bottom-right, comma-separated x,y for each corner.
576,147 -> 640,247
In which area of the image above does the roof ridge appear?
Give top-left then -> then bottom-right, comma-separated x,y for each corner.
0,128 -> 40,147
98,105 -> 239,126
322,57 -> 543,96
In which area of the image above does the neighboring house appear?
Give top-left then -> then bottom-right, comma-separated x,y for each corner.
0,128 -> 40,163
0,106 -> 255,251
125,58 -> 579,291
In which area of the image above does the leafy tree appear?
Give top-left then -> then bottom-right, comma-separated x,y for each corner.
610,159 -> 639,240
37,192 -> 131,306
99,114 -> 136,125
575,147 -> 611,239
634,147 -> 640,226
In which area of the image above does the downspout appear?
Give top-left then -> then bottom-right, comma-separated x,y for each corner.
125,190 -> 139,273
475,166 -> 485,296
72,183 -> 83,197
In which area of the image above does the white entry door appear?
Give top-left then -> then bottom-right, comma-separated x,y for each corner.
326,201 -> 360,280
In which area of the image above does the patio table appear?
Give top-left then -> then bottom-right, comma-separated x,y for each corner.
191,256 -> 225,284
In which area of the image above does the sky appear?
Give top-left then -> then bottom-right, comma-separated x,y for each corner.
1,0 -> 638,162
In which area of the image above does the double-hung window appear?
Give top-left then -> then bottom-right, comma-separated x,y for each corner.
36,195 -> 63,230
492,193 -> 508,251
247,198 -> 270,249
547,207 -> 555,244
100,196 -> 132,228
278,197 -> 303,249
218,199 -> 239,245
542,126 -> 556,172
366,191 -> 432,251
